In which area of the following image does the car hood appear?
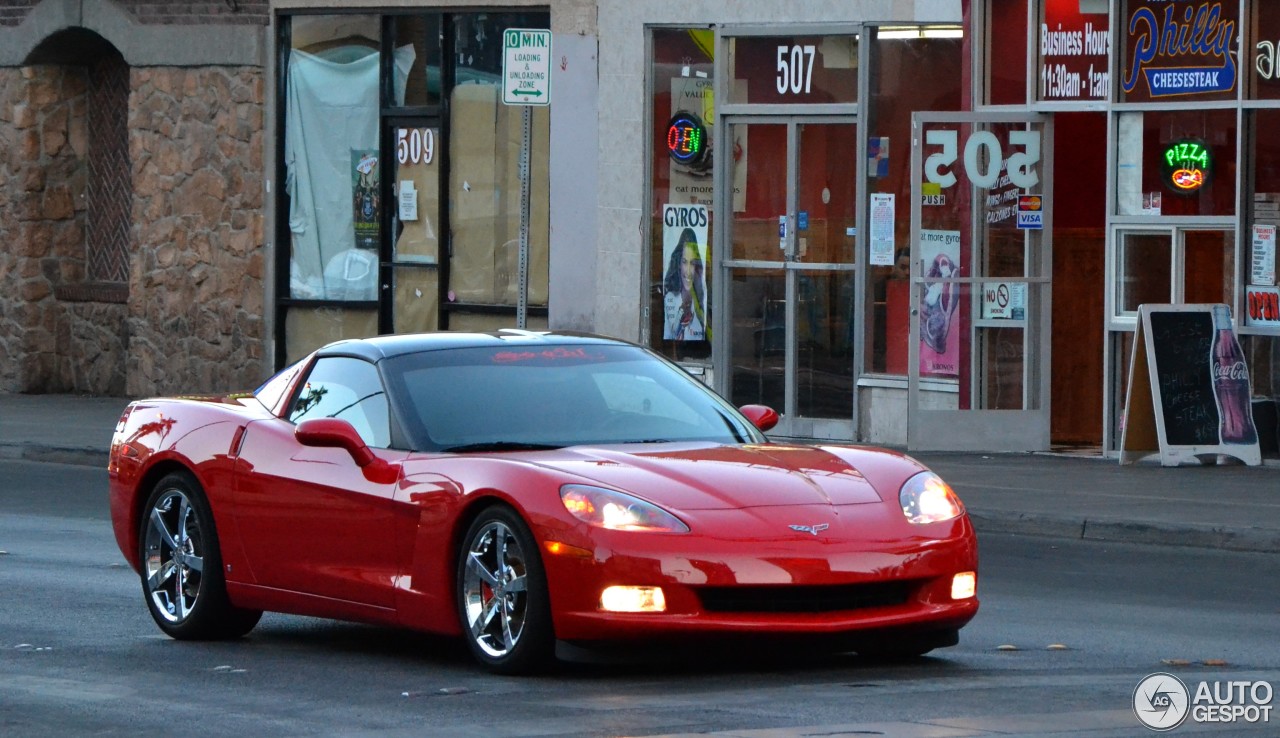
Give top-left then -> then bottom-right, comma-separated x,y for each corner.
525,443 -> 886,511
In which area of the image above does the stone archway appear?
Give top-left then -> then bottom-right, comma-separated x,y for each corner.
0,27 -> 129,394
0,0 -> 269,399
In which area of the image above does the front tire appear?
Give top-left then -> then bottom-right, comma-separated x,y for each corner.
456,505 -> 554,674
139,471 -> 262,640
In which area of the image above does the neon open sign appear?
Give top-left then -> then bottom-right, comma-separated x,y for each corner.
666,112 -> 707,166
1161,139 -> 1211,192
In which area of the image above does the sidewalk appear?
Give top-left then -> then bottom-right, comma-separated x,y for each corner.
2,393 -> 1276,553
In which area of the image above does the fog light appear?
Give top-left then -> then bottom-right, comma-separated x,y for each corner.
600,586 -> 666,613
951,571 -> 976,600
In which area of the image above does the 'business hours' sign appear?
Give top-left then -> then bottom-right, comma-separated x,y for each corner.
1040,0 -> 1109,101
1122,1 -> 1238,101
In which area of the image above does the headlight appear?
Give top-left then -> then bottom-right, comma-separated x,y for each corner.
899,471 -> 964,524
560,485 -> 689,532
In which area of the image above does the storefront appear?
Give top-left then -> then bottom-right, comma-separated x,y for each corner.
1099,0 -> 1280,454
624,1 -> 1276,453
628,1 -> 1063,450
267,0 -> 1278,454
272,5 -> 557,365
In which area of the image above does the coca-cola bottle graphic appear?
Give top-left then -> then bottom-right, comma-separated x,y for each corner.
1210,305 -> 1257,445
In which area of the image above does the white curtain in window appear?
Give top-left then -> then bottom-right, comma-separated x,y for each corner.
285,45 -> 415,299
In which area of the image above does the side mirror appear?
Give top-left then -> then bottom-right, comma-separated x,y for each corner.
738,404 -> 779,432
295,418 -> 378,467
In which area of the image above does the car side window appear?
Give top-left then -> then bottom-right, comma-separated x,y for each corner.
288,357 -> 390,448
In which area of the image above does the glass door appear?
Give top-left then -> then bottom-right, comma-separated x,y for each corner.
908,112 -> 1053,451
384,118 -> 442,334
719,117 -> 857,439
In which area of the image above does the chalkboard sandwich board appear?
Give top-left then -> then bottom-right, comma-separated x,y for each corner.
1120,304 -> 1261,466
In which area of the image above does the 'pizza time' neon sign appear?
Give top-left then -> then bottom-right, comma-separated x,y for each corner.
1161,139 -> 1211,193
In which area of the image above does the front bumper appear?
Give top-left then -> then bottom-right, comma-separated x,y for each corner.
539,507 -> 978,643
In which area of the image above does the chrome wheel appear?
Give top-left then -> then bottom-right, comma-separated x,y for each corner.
138,472 -> 261,640
461,520 -> 531,659
143,487 -> 205,623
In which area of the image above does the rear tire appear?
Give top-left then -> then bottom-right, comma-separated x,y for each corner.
139,471 -> 262,640
456,505 -> 554,674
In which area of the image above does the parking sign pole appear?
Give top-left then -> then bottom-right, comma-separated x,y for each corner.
517,106 -> 531,329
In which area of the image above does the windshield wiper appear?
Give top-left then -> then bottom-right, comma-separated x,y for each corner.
441,442 -> 562,453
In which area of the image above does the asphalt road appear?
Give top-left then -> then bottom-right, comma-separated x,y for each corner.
1,459 -> 1277,737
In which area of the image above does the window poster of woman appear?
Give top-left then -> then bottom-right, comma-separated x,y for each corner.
918,229 -> 961,377
662,204 -> 710,342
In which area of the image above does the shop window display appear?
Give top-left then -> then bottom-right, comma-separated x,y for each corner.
280,15 -> 390,362
1245,109 -> 1280,447
447,13 -> 550,331
278,12 -> 548,362
864,28 -> 964,374
648,28 -> 717,363
284,16 -> 413,301
1114,109 -> 1236,218
1247,110 -> 1280,335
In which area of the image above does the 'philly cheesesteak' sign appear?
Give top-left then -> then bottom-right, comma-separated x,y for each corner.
1123,1 -> 1237,99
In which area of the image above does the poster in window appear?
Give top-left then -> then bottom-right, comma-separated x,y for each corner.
919,229 -> 961,377
1252,224 -> 1277,285
352,150 -> 380,250
662,204 -> 710,341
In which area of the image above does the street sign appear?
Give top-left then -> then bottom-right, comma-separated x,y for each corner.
502,28 -> 551,106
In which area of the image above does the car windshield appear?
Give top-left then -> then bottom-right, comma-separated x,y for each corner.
382,343 -> 763,451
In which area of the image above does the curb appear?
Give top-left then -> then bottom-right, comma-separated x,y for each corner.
969,511 -> 1280,554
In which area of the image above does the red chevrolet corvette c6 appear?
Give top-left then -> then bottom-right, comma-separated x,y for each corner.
108,330 -> 978,673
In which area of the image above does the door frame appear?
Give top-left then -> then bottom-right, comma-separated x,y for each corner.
713,115 -> 859,440
907,111 -> 1054,451
382,116 -> 444,334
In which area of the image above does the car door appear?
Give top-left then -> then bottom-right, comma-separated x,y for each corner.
233,355 -> 408,610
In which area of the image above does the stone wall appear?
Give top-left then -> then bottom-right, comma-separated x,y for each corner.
0,63 -> 266,397
0,64 -> 101,393
126,66 -> 265,397
58,300 -> 128,394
